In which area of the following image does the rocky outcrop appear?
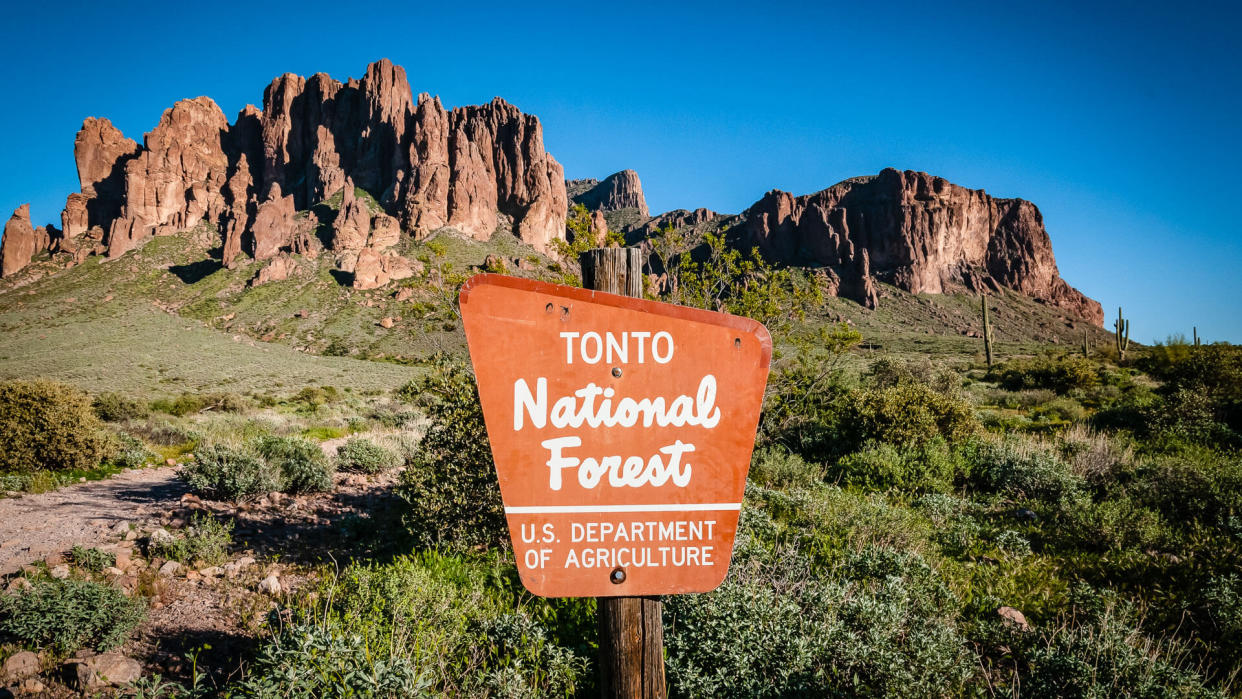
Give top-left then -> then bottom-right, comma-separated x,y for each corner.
250,183 -> 300,260
353,246 -> 419,290
742,169 -> 1103,324
568,169 -> 649,217
28,58 -> 567,286
105,97 -> 231,258
1,205 -> 38,277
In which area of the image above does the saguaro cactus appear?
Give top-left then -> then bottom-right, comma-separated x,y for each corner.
1083,329 -> 1090,358
1194,327 -> 1201,347
1114,307 -> 1131,361
982,295 -> 994,367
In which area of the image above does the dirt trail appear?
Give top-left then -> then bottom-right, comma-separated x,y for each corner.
0,467 -> 186,575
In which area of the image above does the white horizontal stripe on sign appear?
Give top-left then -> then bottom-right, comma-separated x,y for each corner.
504,503 -> 742,514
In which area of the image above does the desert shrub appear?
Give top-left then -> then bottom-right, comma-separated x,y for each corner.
293,385 -> 341,408
1020,588 -> 1221,698
990,355 -> 1101,394
1029,396 -> 1087,423
108,431 -> 157,469
336,437 -> 400,474
92,392 -> 148,422
665,546 -> 972,698
0,379 -> 108,473
0,578 -> 146,654
831,439 -> 966,493
971,437 -> 1085,506
178,444 -> 283,502
474,613 -> 590,698
995,530 -> 1032,559
915,493 -> 983,556
151,393 -> 205,416
748,447 -> 824,490
229,623 -> 433,697
150,513 -> 233,565
252,435 -> 333,493
69,545 -> 116,572
398,361 -> 506,551
868,356 -> 961,393
841,383 -> 979,452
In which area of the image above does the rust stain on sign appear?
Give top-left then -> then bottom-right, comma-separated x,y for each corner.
460,274 -> 772,597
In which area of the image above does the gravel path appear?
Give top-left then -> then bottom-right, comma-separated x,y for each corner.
0,467 -> 186,575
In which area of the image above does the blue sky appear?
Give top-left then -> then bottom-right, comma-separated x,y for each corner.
1,0 -> 1238,342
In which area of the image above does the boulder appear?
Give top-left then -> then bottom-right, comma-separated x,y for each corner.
997,606 -> 1030,631
2,651 -> 39,681
251,254 -> 297,286
352,247 -> 418,290
68,653 -> 142,689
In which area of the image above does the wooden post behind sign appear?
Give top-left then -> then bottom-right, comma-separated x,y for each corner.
580,246 -> 667,699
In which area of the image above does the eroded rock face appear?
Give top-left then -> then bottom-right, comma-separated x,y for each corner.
251,183 -> 300,260
1,204 -> 37,277
569,169 -> 649,217
34,58 -> 566,274
352,246 -> 419,290
742,168 -> 1103,324
106,97 -> 232,258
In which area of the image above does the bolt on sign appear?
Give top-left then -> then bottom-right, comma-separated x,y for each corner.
459,274 -> 772,597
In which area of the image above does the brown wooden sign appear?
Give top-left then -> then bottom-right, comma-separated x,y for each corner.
459,274 -> 771,598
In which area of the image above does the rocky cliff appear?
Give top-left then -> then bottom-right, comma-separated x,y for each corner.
741,168 -> 1102,324
567,169 -> 649,217
0,58 -> 568,280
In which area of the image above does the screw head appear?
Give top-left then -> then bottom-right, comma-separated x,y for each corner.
611,367 -> 622,378
610,567 -> 626,584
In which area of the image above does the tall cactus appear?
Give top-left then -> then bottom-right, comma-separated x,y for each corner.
1114,307 -> 1131,361
982,295 -> 994,367
1083,329 -> 1090,358
1194,326 -> 1200,347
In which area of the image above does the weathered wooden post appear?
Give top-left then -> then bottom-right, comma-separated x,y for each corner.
459,249 -> 769,699
581,246 -> 667,699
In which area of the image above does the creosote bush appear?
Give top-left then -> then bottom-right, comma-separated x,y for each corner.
336,437 -> 401,474
0,379 -> 108,473
397,361 -> 506,551
0,578 -> 146,654
253,435 -> 334,493
150,513 -> 233,566
178,444 -> 282,502
69,545 -> 115,573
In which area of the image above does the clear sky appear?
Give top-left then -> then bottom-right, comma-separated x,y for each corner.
1,0 -> 1237,342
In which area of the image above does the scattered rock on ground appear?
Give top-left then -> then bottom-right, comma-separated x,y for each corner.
997,606 -> 1029,631
2,651 -> 39,681
68,652 -> 142,689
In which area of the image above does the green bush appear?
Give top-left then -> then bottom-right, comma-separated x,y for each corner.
0,379 -> 108,473
108,431 -> 157,469
971,438 -> 1085,505
69,545 -> 115,572
832,440 -> 965,493
92,392 -> 148,422
1020,588 -> 1221,698
397,362 -> 506,551
229,623 -> 433,697
748,447 -> 824,490
337,437 -> 400,474
841,383 -> 978,453
474,613 -> 590,698
150,513 -> 233,566
178,444 -> 283,502
0,578 -> 146,654
665,546 -> 972,697
253,435 -> 334,493
990,355 -> 1101,394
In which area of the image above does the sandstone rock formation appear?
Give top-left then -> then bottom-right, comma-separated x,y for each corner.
568,169 -> 649,216
5,58 -> 569,285
742,168 -> 1103,324
353,246 -> 418,290
1,205 -> 37,277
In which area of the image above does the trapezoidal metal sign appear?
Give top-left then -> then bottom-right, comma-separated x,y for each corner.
459,274 -> 771,598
